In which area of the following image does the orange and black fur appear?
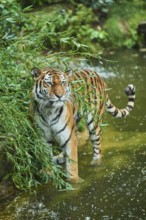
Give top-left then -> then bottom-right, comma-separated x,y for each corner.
31,67 -> 135,182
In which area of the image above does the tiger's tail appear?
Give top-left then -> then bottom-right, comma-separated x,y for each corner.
106,84 -> 135,118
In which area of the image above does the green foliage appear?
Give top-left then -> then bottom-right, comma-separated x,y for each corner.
103,0 -> 146,48
77,119 -> 86,132
60,4 -> 107,47
17,0 -> 64,7
23,4 -> 105,52
77,0 -> 113,13
0,0 -> 27,47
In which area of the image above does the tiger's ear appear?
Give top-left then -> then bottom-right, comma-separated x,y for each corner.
31,67 -> 42,79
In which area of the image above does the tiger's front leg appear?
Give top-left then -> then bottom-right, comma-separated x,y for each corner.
62,130 -> 79,182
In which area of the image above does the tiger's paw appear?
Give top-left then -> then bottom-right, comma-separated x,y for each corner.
66,176 -> 84,184
90,158 -> 102,166
53,153 -> 65,164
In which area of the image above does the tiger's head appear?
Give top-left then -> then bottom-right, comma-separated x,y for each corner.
31,67 -> 71,107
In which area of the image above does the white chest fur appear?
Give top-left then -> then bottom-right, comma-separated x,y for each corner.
35,103 -> 71,145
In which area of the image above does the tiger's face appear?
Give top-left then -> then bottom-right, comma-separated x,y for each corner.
31,67 -> 71,106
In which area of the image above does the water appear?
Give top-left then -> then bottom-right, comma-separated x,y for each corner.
1,49 -> 146,220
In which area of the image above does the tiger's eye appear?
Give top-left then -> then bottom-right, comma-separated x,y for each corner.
62,81 -> 66,86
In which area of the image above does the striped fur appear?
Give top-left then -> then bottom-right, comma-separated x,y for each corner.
31,67 -> 135,182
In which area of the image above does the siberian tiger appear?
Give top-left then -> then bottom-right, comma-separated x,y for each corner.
30,67 -> 135,182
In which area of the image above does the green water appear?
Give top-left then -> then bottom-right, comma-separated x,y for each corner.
0,49 -> 146,220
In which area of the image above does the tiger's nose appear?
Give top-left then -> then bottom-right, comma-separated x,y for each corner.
55,94 -> 63,99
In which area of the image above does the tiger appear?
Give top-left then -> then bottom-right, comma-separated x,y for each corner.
30,67 -> 135,183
